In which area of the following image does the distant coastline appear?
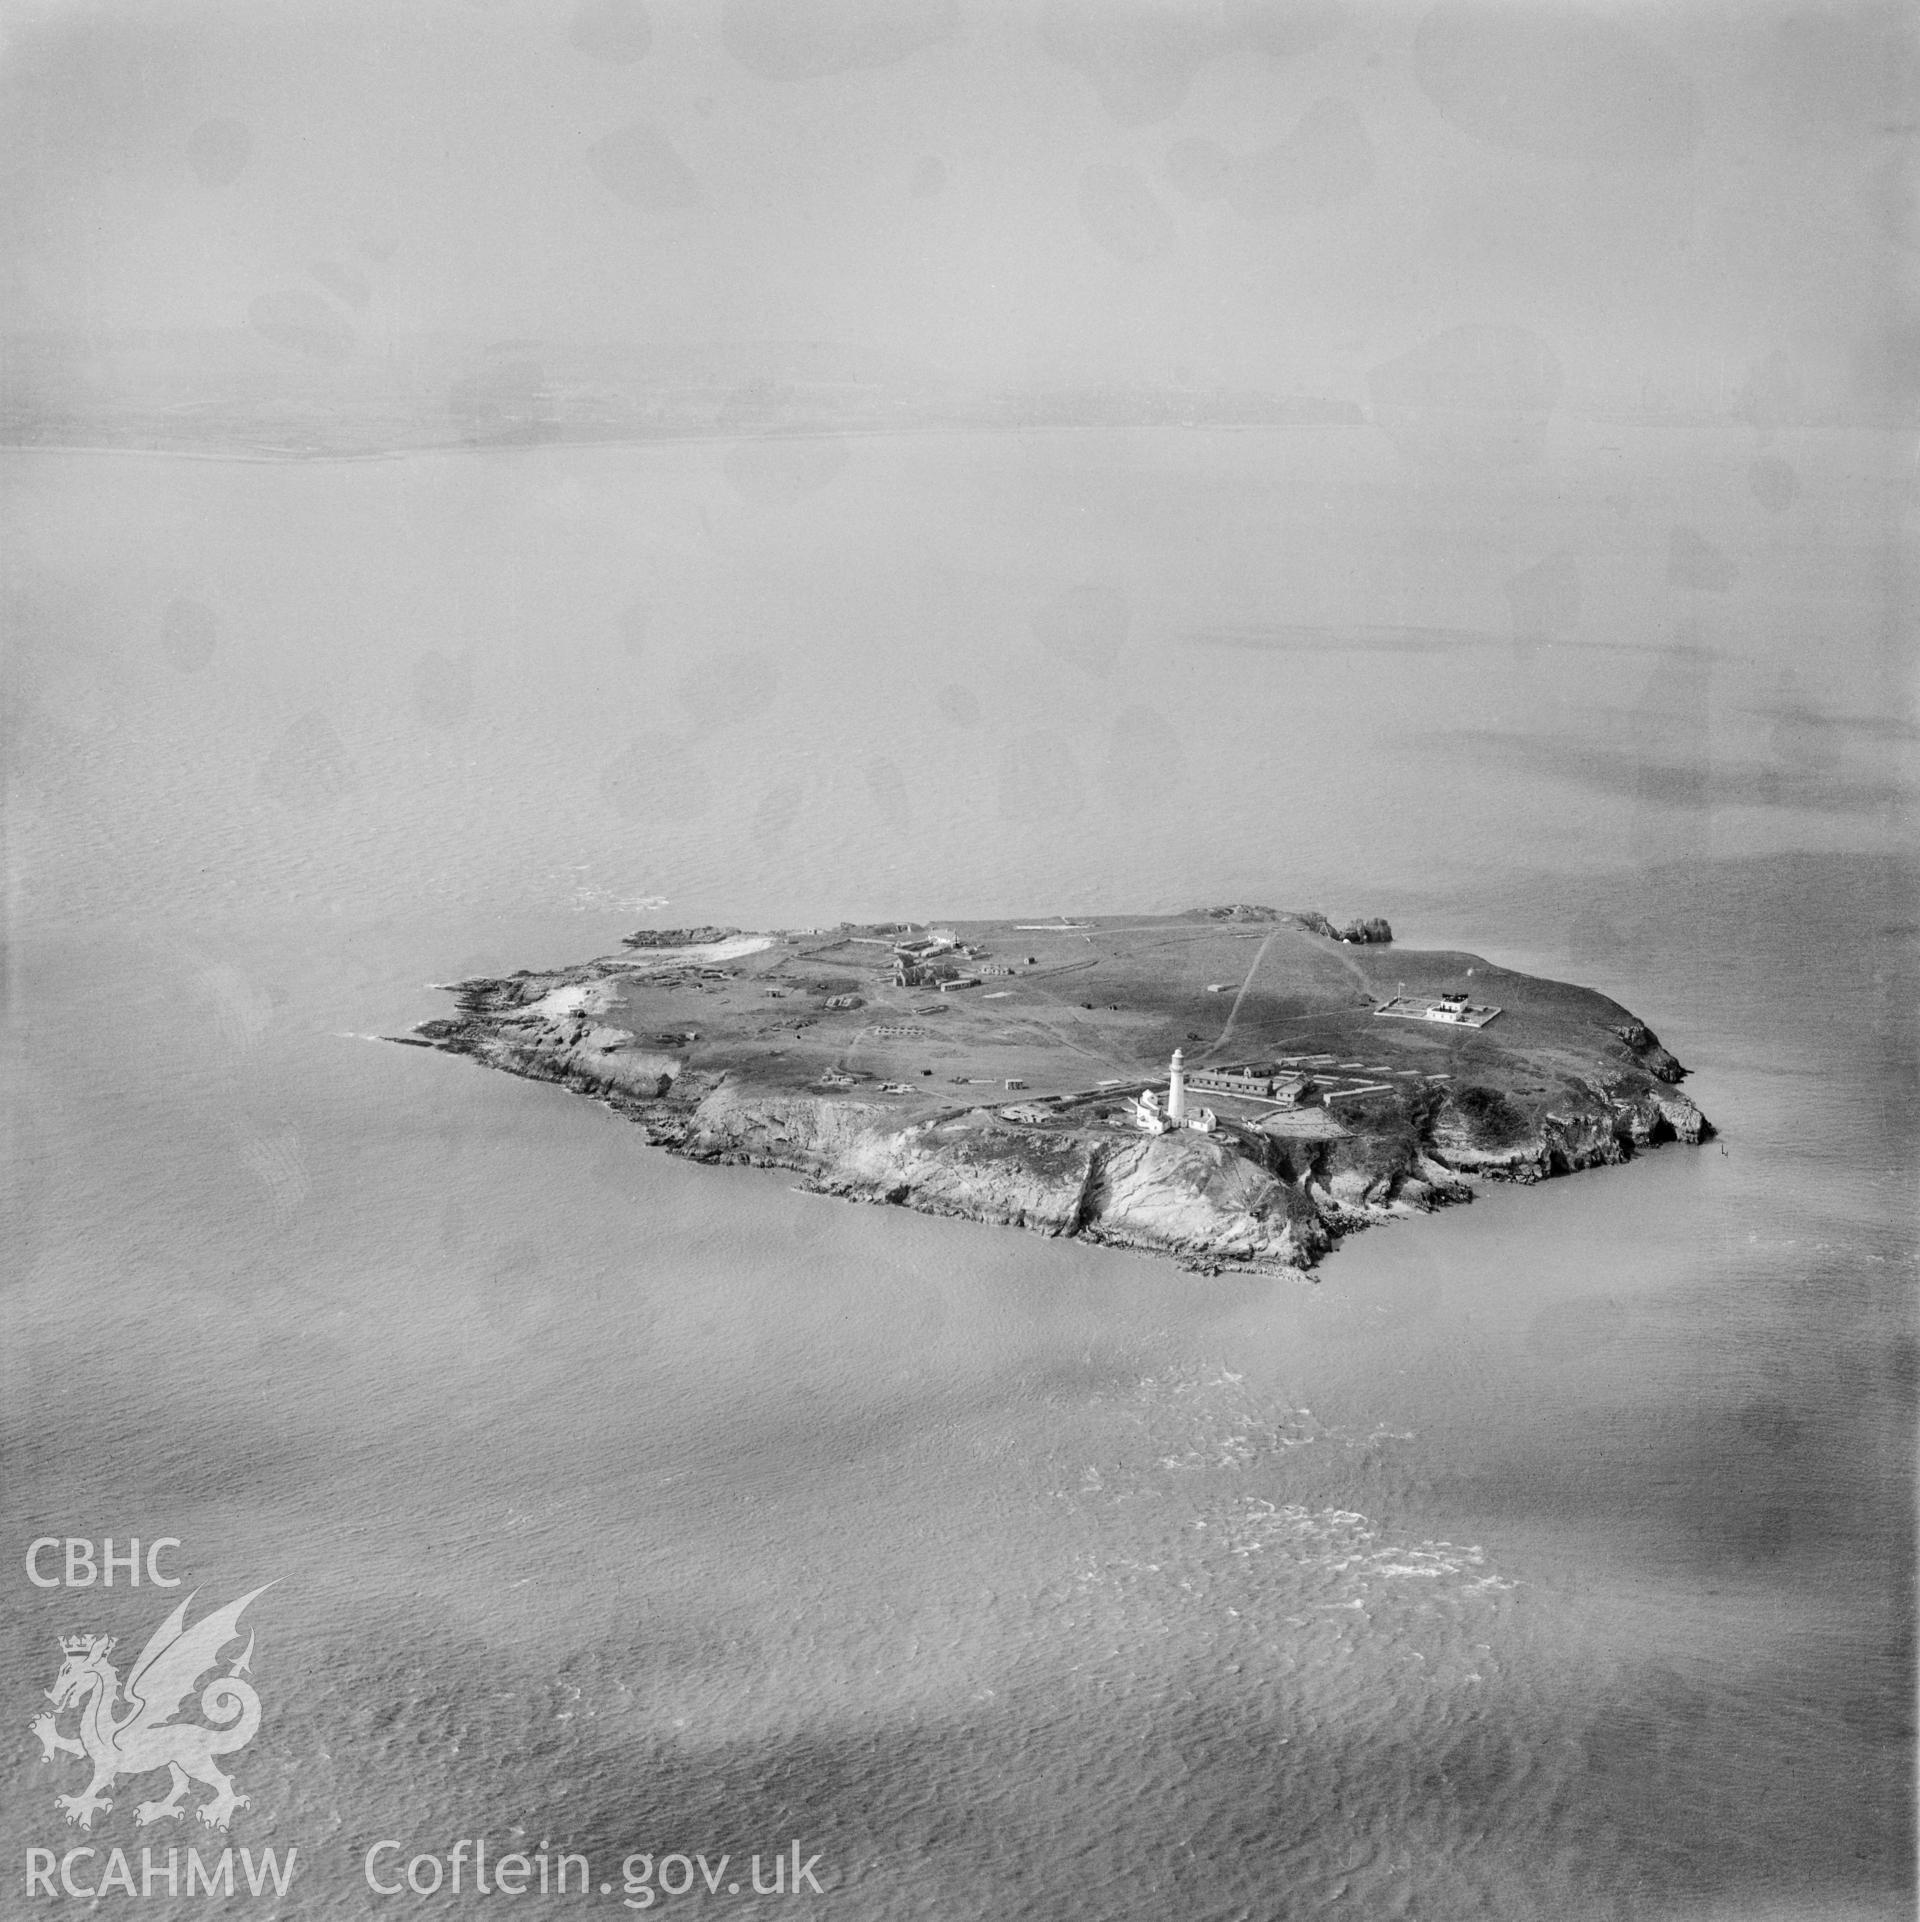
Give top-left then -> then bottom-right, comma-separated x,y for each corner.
0,328 -> 1365,462
0,412 -> 1367,463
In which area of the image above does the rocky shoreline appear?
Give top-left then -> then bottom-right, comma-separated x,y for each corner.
397,921 -> 1709,1277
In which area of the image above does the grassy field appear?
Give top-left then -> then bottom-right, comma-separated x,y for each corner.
596,910 -> 1683,1139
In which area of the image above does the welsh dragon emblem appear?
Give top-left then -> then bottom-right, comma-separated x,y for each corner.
30,1586 -> 271,1831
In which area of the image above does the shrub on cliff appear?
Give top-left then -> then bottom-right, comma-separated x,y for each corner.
1449,1084 -> 1530,1147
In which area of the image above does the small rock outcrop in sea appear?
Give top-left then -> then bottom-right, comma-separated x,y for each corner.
622,925 -> 742,949
1194,905 -> 1391,944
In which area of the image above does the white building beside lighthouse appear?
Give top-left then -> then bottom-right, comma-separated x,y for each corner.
1132,1047 -> 1217,1135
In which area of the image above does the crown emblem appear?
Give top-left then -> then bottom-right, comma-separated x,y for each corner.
59,1634 -> 107,1655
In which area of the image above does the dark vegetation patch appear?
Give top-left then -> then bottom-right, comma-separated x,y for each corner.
1450,1083 -> 1532,1146
623,925 -> 742,948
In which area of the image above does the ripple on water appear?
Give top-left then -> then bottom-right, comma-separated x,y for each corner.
1034,1362 -> 1520,1728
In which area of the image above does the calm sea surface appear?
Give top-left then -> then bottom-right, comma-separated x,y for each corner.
2,436 -> 1911,1919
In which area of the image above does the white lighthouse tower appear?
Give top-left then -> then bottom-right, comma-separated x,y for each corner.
1167,1047 -> 1187,1125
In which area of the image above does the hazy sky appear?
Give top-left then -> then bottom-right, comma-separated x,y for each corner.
1,0 -> 1913,416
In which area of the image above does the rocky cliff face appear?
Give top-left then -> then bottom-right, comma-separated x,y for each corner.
450,1020 -> 1333,1270
1428,1081 -> 1705,1185
1615,1021 -> 1689,1084
666,1086 -> 1332,1273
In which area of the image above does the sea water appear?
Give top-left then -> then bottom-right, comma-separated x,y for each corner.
2,436 -> 1910,1918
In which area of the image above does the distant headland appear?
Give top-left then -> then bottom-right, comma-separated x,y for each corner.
393,906 -> 1709,1276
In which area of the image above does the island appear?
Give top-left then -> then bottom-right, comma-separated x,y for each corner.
392,906 -> 1710,1276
